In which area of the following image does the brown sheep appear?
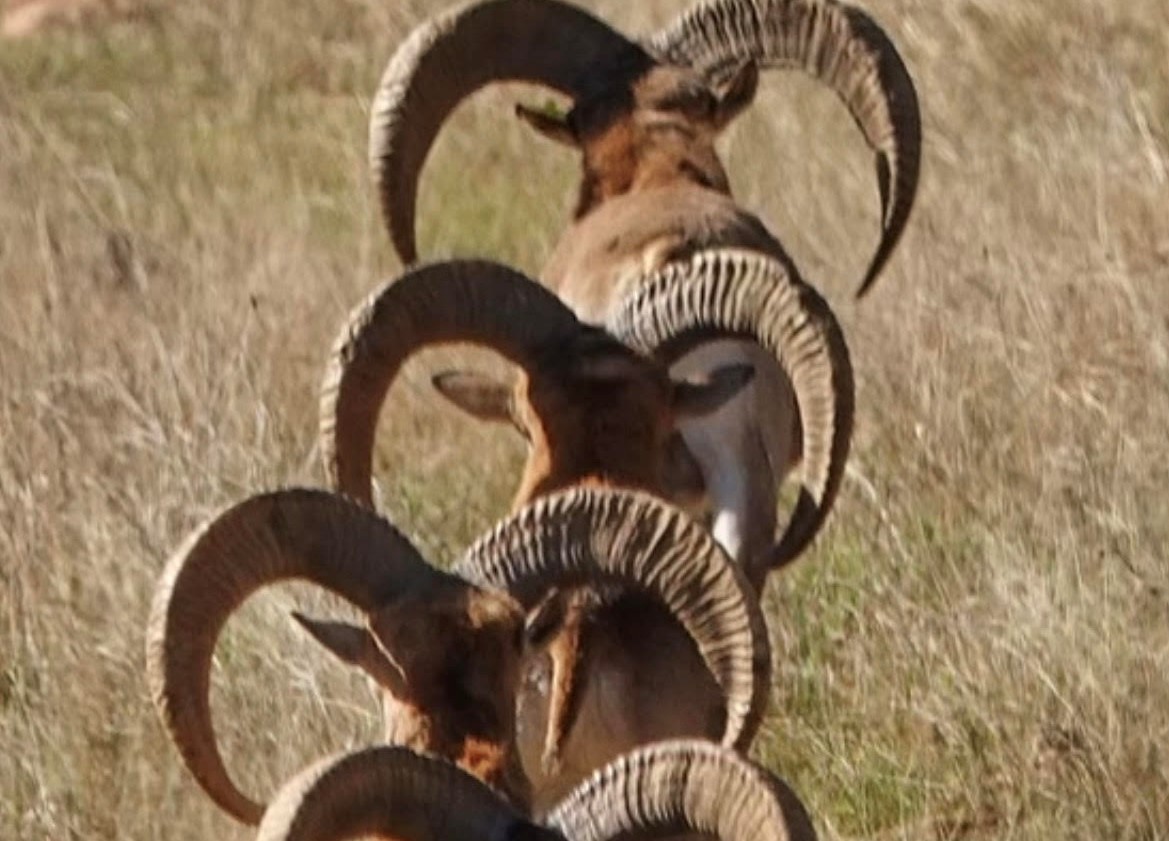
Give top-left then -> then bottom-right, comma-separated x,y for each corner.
147,486 -> 769,823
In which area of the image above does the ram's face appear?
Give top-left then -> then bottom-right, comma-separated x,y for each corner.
431,332 -> 754,510
366,590 -> 526,744
515,346 -> 677,502
295,586 -> 526,746
518,62 -> 759,212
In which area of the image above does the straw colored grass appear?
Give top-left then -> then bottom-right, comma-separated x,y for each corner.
1,0 -> 1166,838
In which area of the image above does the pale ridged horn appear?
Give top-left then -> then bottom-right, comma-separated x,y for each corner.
319,260 -> 580,507
649,0 -> 921,297
609,248 -> 853,575
371,0 -> 649,264
456,486 -> 771,751
256,746 -> 563,841
546,739 -> 818,841
145,489 -> 457,825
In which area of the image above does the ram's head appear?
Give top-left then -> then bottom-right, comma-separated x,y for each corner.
372,0 -> 921,297
321,251 -> 852,574
147,487 -> 770,822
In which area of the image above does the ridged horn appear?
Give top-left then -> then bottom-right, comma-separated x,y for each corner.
372,0 -> 650,264
256,746 -> 560,841
649,0 -> 921,297
455,486 -> 771,750
319,260 -> 581,507
545,739 -> 818,841
145,489 -> 456,825
608,249 -> 854,575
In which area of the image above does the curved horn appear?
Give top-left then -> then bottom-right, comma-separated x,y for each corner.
256,746 -> 560,841
320,260 -> 580,507
372,0 -> 649,264
649,0 -> 921,297
546,739 -> 817,841
609,249 -> 853,574
145,489 -> 456,825
455,486 -> 771,751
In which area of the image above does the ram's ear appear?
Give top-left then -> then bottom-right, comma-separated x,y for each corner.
432,370 -> 515,423
292,611 -> 409,698
293,612 -> 369,664
515,102 -> 579,147
714,61 -> 759,130
672,363 -> 755,418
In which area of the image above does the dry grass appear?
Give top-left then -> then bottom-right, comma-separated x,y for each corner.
1,0 -> 1167,838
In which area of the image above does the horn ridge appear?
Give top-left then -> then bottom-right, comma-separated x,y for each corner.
648,0 -> 922,296
319,260 -> 581,507
145,488 -> 450,825
372,0 -> 647,264
257,745 -> 555,841
545,739 -> 818,841
455,485 -> 771,750
607,248 -> 854,575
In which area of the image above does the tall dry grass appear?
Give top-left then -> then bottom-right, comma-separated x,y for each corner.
1,0 -> 1166,838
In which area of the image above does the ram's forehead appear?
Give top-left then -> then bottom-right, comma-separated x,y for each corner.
569,353 -> 659,385
574,64 -> 713,117
562,333 -> 662,384
634,65 -> 714,103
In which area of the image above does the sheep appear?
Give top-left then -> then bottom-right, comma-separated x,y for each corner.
254,739 -> 818,841
146,485 -> 770,824
322,251 -> 852,598
346,0 -> 920,587
373,0 -> 920,297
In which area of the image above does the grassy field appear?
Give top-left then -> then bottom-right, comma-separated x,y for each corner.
2,0 -> 1167,838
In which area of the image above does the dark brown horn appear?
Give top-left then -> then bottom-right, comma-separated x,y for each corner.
649,0 -> 921,297
455,486 -> 771,751
319,260 -> 580,507
145,489 -> 457,824
372,0 -> 650,264
256,746 -> 563,841
609,248 -> 854,575
545,739 -> 817,841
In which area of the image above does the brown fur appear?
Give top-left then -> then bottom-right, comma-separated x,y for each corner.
437,329 -> 753,518
437,66 -> 769,523
302,586 -> 533,808
517,591 -> 726,812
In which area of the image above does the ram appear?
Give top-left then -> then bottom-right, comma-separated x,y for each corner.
323,250 -> 852,600
336,0 -> 920,589
254,740 -> 818,841
147,486 -> 769,824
